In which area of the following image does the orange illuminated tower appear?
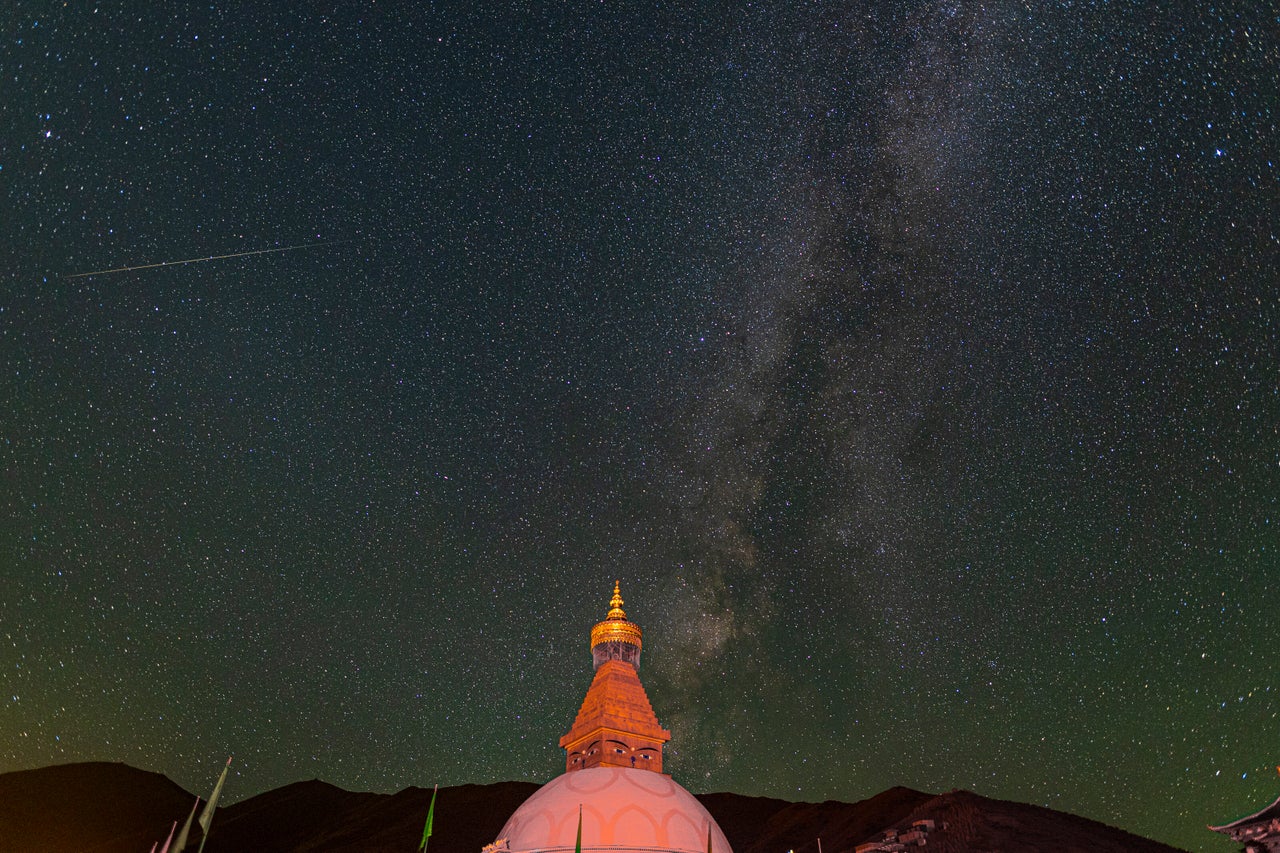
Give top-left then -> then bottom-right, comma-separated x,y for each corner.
559,581 -> 672,773
491,580 -> 733,853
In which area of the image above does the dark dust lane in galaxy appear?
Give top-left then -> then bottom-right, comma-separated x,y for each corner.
1,4 -> 1274,852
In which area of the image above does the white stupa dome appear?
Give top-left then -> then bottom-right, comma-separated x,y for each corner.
493,766 -> 733,853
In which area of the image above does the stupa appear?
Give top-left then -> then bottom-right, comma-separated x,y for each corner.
487,582 -> 733,853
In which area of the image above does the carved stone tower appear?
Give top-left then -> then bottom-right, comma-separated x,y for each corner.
558,581 -> 672,773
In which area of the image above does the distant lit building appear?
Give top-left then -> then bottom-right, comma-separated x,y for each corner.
855,818 -> 947,850
490,582 -> 733,853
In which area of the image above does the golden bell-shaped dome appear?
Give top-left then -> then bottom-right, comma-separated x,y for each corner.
589,580 -> 642,665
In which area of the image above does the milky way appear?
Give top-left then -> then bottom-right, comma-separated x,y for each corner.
2,4 -> 1274,851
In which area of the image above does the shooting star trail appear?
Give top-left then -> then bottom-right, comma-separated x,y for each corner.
65,238 -> 349,279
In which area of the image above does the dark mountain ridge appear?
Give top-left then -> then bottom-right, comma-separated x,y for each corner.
0,762 -> 1191,853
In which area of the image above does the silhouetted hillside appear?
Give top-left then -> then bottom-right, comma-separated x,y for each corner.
208,779 -> 538,853
700,785 -> 936,853
886,788 -> 1190,853
0,762 -> 195,852
0,763 -> 1191,853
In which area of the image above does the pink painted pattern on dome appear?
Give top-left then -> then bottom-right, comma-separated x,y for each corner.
494,766 -> 733,853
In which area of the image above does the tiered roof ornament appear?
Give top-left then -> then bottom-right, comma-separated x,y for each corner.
1209,770 -> 1280,852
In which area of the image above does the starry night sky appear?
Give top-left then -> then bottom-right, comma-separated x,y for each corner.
2,3 -> 1276,851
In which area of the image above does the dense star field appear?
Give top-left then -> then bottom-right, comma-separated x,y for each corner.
2,4 -> 1275,851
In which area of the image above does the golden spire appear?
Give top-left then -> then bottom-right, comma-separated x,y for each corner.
589,580 -> 643,663
607,579 -> 626,620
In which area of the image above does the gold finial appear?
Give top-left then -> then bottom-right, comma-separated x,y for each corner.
590,580 -> 642,653
607,579 -> 626,620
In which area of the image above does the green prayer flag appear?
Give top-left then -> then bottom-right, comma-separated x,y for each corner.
172,795 -> 199,852
196,756 -> 232,853
419,785 -> 437,851
575,805 -> 583,853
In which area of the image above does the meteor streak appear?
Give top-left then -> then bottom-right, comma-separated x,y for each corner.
66,238 -> 347,279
